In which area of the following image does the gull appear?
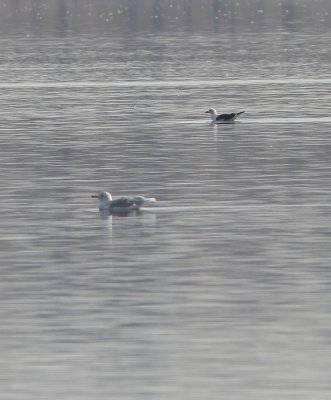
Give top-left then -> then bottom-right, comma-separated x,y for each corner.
205,108 -> 245,123
92,191 -> 156,214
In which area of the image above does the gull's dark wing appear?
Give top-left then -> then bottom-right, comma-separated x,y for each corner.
216,113 -> 236,121
109,196 -> 136,209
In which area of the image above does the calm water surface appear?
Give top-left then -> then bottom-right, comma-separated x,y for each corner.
0,1 -> 331,399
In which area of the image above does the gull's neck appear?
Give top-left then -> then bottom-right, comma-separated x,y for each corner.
99,192 -> 112,210
209,109 -> 218,122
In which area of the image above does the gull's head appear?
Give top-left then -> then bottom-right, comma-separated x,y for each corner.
91,191 -> 112,209
205,108 -> 217,114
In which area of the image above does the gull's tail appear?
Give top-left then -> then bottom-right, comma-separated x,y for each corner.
236,111 -> 245,117
134,196 -> 157,207
143,197 -> 157,204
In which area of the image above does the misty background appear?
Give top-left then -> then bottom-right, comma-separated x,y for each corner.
0,1 -> 330,400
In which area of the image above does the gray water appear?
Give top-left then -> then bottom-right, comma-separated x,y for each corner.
0,1 -> 331,399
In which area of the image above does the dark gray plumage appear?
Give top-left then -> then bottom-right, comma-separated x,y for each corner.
216,111 -> 245,121
205,108 -> 245,123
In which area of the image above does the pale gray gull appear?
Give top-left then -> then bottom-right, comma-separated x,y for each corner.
205,108 -> 245,123
92,191 -> 156,214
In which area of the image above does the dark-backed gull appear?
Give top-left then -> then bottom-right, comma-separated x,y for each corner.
205,108 -> 245,123
92,191 -> 156,214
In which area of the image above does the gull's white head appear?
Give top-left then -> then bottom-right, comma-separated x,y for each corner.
91,191 -> 112,210
205,108 -> 218,121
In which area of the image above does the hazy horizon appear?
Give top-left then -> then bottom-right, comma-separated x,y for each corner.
0,0 -> 330,35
